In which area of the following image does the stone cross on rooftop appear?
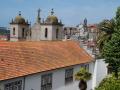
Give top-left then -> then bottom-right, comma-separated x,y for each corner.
51,8 -> 54,15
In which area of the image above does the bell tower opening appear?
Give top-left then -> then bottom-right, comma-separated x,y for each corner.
13,27 -> 15,35
45,28 -> 48,38
56,28 -> 59,39
22,28 -> 25,38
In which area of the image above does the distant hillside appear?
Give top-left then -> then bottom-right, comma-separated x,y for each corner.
0,27 -> 10,35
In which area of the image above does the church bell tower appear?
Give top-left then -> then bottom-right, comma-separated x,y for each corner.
10,11 -> 30,41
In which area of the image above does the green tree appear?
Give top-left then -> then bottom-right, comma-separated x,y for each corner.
95,74 -> 120,90
75,68 -> 91,90
102,7 -> 120,79
97,19 -> 115,53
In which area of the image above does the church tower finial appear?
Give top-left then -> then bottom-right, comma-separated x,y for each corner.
36,8 -> 41,23
51,8 -> 54,15
38,9 -> 41,18
19,11 -> 21,16
83,18 -> 88,31
84,18 -> 87,26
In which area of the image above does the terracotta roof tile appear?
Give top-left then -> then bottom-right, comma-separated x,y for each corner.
0,41 -> 93,81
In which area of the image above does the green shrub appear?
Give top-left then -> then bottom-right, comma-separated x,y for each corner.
95,74 -> 120,90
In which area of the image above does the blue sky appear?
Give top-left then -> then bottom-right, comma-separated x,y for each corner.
0,0 -> 120,27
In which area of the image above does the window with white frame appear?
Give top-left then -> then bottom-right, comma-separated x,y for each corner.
65,68 -> 73,84
41,73 -> 52,90
4,80 -> 22,90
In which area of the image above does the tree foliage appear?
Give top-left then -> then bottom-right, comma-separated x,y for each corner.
102,7 -> 120,79
97,19 -> 115,53
95,74 -> 120,90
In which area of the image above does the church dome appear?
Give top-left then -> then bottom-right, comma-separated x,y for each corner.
46,15 -> 58,24
45,9 -> 60,24
12,11 -> 27,24
14,15 -> 26,24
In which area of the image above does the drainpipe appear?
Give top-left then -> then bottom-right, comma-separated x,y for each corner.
23,77 -> 26,90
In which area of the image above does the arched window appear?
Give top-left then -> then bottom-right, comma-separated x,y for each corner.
45,28 -> 48,38
64,28 -> 67,35
70,28 -> 72,35
56,28 -> 59,39
13,27 -> 15,35
22,28 -> 25,37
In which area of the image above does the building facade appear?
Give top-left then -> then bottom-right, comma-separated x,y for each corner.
64,27 -> 77,39
0,63 -> 94,90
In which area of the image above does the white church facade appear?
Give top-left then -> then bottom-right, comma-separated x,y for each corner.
10,9 -> 63,41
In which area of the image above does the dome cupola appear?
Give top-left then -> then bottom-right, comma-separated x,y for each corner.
10,11 -> 28,25
45,9 -> 59,24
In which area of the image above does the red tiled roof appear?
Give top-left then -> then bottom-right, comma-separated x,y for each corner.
88,24 -> 97,28
0,41 -> 93,81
